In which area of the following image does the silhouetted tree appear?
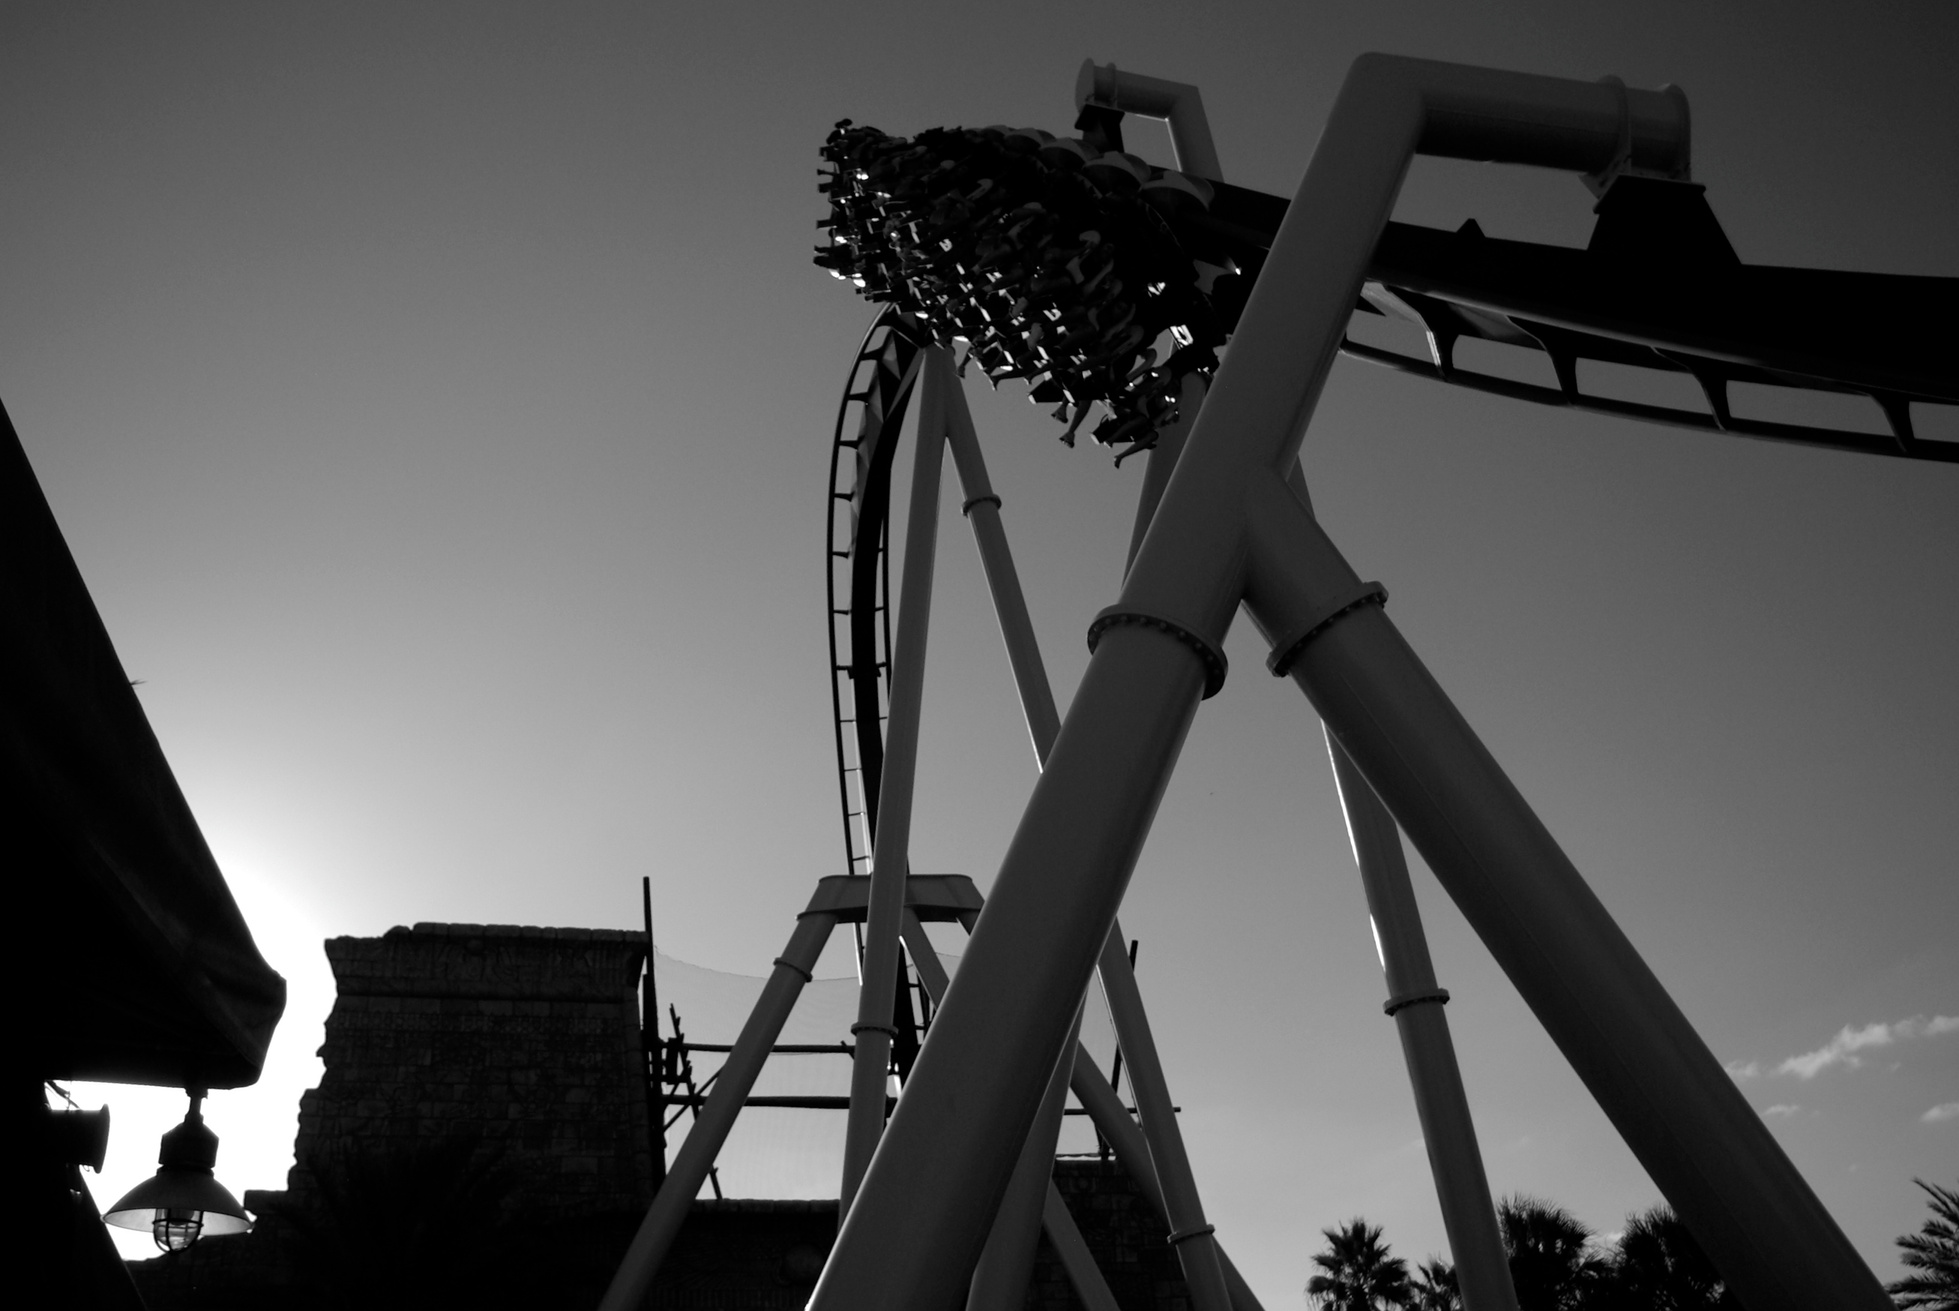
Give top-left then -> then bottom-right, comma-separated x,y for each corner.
1409,1257 -> 1461,1311
1888,1179 -> 1959,1311
1499,1195 -> 1610,1311
1307,1219 -> 1412,1310
1599,1205 -> 1730,1310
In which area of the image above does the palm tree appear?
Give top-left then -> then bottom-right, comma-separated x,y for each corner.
1889,1179 -> 1959,1311
1498,1195 -> 1610,1311
1307,1219 -> 1413,1310
1409,1257 -> 1461,1311
1603,1205 -> 1730,1310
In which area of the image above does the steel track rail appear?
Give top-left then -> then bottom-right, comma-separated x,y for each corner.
1183,182 -> 1959,463
825,310 -> 924,882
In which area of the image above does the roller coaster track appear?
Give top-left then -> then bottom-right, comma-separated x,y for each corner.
823,181 -> 1958,888
1193,176 -> 1959,461
824,309 -> 923,884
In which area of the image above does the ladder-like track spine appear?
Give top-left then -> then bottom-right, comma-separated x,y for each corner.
825,310 -> 924,883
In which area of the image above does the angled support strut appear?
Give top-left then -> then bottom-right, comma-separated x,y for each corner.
940,363 -> 1244,1311
839,348 -> 951,1209
809,54 -> 1886,1311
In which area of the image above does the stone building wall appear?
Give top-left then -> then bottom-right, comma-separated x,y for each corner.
1035,1160 -> 1194,1311
130,922 -> 656,1309
128,921 -> 1198,1311
296,922 -> 654,1216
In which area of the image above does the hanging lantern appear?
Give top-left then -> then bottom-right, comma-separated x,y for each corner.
104,1092 -> 251,1252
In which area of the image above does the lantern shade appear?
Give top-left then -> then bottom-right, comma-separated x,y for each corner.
103,1169 -> 251,1239
103,1097 -> 252,1250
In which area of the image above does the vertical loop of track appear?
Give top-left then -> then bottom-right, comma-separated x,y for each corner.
825,309 -> 926,880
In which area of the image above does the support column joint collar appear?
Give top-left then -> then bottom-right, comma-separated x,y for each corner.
1383,988 -> 1450,1017
1088,607 -> 1228,698
1266,582 -> 1387,677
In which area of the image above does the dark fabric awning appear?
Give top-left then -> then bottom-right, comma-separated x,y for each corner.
5,398 -> 284,1088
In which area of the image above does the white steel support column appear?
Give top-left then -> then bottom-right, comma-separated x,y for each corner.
1076,60 -> 1223,181
598,912 -> 837,1311
942,362 -> 1061,757
1124,396 -> 1193,572
1093,931 -> 1232,1309
1325,733 -> 1517,1311
965,1005 -> 1084,1311
901,894 -> 1265,1311
942,379 -> 1079,1310
944,372 -> 1236,1311
940,362 -> 1230,1309
1041,1187 -> 1124,1311
905,901 -> 1265,1311
839,347 -> 950,1210
1242,418 -> 1882,1311
1105,372 -> 1235,1311
900,911 -> 1124,1311
813,615 -> 1200,1311
812,55 -> 1886,1311
1068,1055 -> 1266,1311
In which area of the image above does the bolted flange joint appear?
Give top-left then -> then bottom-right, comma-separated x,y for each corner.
1087,606 -> 1228,698
1265,582 -> 1388,678
1383,988 -> 1451,1018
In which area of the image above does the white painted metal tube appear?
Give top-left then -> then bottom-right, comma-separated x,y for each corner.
1111,372 -> 1236,1311
1042,1182 -> 1124,1311
947,369 -> 1236,1311
916,897 -> 1267,1311
1067,1057 -> 1267,1311
808,624 -> 1207,1310
1115,376 -> 1265,1311
1241,470 -> 1888,1311
941,376 -> 1090,1300
1076,60 -> 1224,181
899,909 -> 950,1000
941,369 -> 1062,762
1390,56 -> 1689,176
822,58 -> 1700,1308
1123,58 -> 1690,653
1094,930 -> 1233,1311
966,1005 -> 1084,1311
1124,375 -> 1202,575
901,911 -> 1127,1311
839,347 -> 950,1211
597,911 -> 837,1311
1325,732 -> 1517,1311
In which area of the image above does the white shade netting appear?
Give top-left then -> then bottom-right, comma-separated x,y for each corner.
646,946 -> 1127,1198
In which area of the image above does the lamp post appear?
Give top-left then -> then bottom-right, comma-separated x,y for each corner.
104,1091 -> 250,1252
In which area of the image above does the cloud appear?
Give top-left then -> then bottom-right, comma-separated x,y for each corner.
1773,1015 -> 1959,1081
1924,1103 -> 1959,1124
1761,1104 -> 1802,1118
1725,1060 -> 1759,1081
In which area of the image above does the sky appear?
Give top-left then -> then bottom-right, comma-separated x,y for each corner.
7,0 -> 1955,1295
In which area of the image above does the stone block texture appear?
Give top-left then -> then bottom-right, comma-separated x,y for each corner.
296,922 -> 655,1216
127,921 -> 1197,1311
1034,1160 -> 1194,1311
